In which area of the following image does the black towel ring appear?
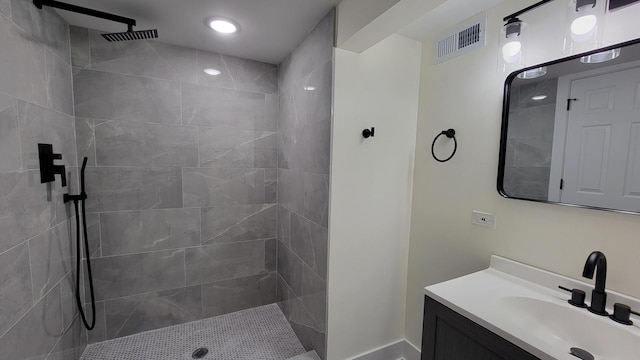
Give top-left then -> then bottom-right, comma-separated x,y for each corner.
431,129 -> 457,163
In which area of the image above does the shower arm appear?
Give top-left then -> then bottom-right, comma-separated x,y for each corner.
33,0 -> 136,29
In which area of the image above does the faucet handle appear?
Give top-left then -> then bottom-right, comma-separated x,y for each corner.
559,286 -> 587,308
610,303 -> 640,325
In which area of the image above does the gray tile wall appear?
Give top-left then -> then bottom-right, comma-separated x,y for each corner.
504,78 -> 558,200
69,26 -> 280,342
0,1 -> 86,359
276,9 -> 334,360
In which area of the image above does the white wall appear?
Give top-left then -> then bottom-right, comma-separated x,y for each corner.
328,34 -> 422,359
405,0 -> 640,348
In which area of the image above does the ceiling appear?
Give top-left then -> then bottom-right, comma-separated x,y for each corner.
54,0 -> 341,64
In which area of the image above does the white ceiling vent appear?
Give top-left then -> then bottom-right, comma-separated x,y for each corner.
434,13 -> 487,64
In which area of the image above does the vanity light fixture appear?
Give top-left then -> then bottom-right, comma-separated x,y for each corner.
532,95 -> 548,101
498,0 -> 555,73
208,18 -> 239,34
563,0 -> 606,54
498,18 -> 525,72
203,68 -> 222,76
580,48 -> 621,63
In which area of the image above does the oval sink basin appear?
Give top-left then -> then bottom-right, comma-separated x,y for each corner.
500,296 -> 640,360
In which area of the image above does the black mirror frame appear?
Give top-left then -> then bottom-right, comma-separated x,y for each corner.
497,37 -> 640,216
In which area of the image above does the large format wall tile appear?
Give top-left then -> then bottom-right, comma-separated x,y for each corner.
100,208 -> 200,256
0,0 -> 10,17
69,26 -> 90,69
0,242 -> 32,338
302,264 -> 326,330
90,249 -> 185,301
287,10 -> 334,91
278,169 -> 305,214
198,127 -> 277,168
201,204 -> 276,245
0,94 -> 21,172
202,272 -> 277,317
303,172 -> 329,228
196,51 -> 278,94
75,118 -> 98,167
28,220 -> 74,302
0,284 -> 63,360
10,0 -> 70,63
46,314 -> 86,360
73,69 -> 181,124
88,30 -> 198,83
45,49 -> 73,115
103,286 -> 202,339
185,240 -> 266,286
182,83 -> 266,129
94,121 -> 198,167
290,213 -> 328,280
85,166 -> 182,212
18,100 -> 76,169
0,170 -> 54,253
278,244 -> 303,295
183,167 -> 266,207
0,13 -> 47,107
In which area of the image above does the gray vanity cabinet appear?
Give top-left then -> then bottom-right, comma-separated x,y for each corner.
421,296 -> 539,360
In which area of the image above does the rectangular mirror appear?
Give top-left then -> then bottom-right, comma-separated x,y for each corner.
498,38 -> 640,215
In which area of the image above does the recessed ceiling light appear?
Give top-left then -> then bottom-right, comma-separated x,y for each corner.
203,68 -> 221,76
531,95 -> 547,101
208,18 -> 239,34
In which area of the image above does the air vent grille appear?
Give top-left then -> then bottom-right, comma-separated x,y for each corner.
434,14 -> 487,64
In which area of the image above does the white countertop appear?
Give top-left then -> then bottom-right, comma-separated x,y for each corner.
425,256 -> 640,360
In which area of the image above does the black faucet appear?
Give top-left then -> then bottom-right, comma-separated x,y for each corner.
582,251 -> 608,316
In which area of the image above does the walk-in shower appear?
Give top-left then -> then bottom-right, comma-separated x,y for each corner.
0,1 -> 333,358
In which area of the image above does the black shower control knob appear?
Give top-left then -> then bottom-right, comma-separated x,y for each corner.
362,127 -> 375,139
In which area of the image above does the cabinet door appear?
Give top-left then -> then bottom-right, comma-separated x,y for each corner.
421,296 -> 539,360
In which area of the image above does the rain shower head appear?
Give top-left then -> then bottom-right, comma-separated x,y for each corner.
102,28 -> 159,42
33,0 -> 157,42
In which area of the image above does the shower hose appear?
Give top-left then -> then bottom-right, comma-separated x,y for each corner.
65,157 -> 97,330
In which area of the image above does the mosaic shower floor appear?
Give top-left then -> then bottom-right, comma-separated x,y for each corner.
80,304 -> 311,360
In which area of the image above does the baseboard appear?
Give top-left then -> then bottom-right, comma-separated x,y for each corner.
351,339 -> 420,360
